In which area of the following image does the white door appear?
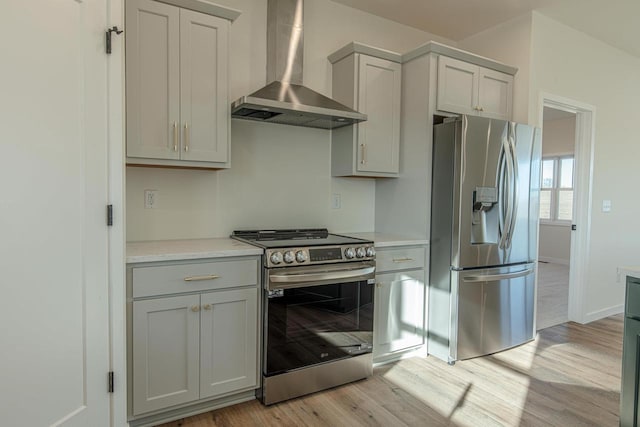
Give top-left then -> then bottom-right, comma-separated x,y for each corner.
356,55 -> 401,174
180,9 -> 229,163
374,270 -> 426,355
478,68 -> 513,120
199,288 -> 258,399
126,0 -> 181,160
132,295 -> 201,415
0,0 -> 111,425
436,56 -> 479,116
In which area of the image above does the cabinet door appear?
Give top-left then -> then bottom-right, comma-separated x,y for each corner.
374,270 -> 426,356
437,56 -> 479,116
180,9 -> 229,163
126,0 -> 180,160
132,295 -> 200,415
199,288 -> 258,399
621,317 -> 640,427
356,55 -> 401,174
478,68 -> 513,120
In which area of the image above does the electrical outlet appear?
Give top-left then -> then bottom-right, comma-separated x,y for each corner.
144,190 -> 158,209
331,193 -> 341,209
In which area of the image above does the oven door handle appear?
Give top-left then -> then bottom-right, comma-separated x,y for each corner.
268,266 -> 375,290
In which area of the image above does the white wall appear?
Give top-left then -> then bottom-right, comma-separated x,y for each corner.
458,14 -> 532,124
126,0 -> 452,241
538,115 -> 575,264
530,12 -> 640,318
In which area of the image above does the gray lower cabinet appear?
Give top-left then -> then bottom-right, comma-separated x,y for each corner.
133,295 -> 201,414
621,276 -> 640,427
129,257 -> 259,419
199,288 -> 258,399
373,245 -> 428,362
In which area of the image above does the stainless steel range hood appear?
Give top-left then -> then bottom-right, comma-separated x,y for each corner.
231,0 -> 367,129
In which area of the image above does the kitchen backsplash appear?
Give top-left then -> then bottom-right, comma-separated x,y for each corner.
125,120 -> 376,241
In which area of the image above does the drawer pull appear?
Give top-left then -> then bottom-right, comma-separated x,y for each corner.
392,258 -> 414,263
184,274 -> 220,282
191,305 -> 200,312
203,304 -> 211,311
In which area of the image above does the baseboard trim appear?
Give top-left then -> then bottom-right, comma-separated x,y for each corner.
583,304 -> 624,323
539,256 -> 570,266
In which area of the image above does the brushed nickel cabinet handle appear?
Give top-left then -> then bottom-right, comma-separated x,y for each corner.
392,257 -> 414,263
360,143 -> 366,165
191,305 -> 200,312
183,274 -> 220,282
172,121 -> 178,151
184,123 -> 189,152
203,304 -> 211,311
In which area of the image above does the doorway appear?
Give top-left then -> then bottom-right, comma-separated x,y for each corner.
536,107 -> 575,329
536,94 -> 595,329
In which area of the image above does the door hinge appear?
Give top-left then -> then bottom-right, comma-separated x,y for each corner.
108,371 -> 114,393
571,224 -> 577,231
107,204 -> 113,226
106,26 -> 123,55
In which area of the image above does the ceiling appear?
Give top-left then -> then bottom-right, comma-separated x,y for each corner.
330,0 -> 640,59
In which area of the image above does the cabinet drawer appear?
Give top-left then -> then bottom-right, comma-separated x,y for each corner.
133,258 -> 259,298
376,247 -> 426,272
626,278 -> 640,318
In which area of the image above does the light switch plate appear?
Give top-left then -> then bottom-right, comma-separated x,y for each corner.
602,199 -> 611,213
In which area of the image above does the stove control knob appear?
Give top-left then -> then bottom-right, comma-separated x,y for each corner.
356,247 -> 366,258
283,251 -> 295,264
366,246 -> 376,257
344,247 -> 355,259
296,250 -> 308,263
270,251 -> 283,265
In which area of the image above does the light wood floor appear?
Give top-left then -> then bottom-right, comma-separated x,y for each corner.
158,315 -> 623,427
536,262 -> 570,331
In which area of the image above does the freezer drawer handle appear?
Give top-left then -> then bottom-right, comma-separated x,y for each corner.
463,268 -> 534,283
183,274 -> 220,282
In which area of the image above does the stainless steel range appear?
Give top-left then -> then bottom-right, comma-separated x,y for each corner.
231,229 -> 376,405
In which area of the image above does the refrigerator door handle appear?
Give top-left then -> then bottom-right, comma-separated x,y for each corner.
498,136 -> 512,250
462,267 -> 534,283
505,124 -> 519,249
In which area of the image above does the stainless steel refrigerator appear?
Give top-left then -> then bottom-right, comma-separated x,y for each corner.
428,115 -> 541,363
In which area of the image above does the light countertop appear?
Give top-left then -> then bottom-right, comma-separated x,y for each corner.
127,238 -> 263,263
341,232 -> 429,248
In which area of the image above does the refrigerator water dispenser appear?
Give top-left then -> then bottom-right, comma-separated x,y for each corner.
471,186 -> 498,244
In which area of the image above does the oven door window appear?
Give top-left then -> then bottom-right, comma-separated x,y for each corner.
265,281 -> 374,376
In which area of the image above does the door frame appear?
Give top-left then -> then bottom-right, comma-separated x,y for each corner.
108,0 -> 127,424
538,92 -> 595,324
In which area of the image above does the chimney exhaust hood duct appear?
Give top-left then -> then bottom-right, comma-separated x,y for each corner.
231,0 -> 367,129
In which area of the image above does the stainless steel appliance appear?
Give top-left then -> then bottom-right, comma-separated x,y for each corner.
429,115 -> 541,363
231,0 -> 367,129
231,229 -> 376,405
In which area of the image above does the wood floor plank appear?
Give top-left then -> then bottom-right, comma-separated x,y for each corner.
156,315 -> 623,427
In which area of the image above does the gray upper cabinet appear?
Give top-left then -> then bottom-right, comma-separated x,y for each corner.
126,0 -> 231,169
437,55 -> 513,120
330,43 -> 402,178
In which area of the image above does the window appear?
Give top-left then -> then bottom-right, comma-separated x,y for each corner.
540,156 -> 574,222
